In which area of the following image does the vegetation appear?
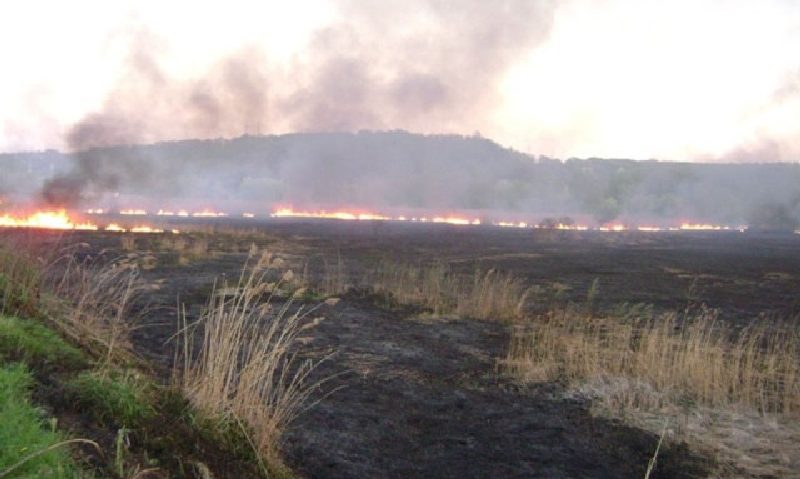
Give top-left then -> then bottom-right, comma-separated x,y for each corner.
0,315 -> 85,369
65,370 -> 154,428
0,240 -> 43,317
0,364 -> 92,479
45,256 -> 142,365
501,301 -> 800,477
369,261 -> 531,321
503,304 -> 800,416
0,236 -> 284,477
176,254 -> 330,476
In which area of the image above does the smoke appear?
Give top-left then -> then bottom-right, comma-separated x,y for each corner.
281,0 -> 554,132
39,0 -> 555,206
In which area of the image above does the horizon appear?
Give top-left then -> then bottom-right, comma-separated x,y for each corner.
2,130 -> 799,166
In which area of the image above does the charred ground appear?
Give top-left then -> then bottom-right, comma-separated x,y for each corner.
4,220 -> 799,478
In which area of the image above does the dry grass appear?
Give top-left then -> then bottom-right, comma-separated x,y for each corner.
502,304 -> 800,476
371,261 -> 531,321
0,236 -> 142,364
45,254 -> 144,365
0,239 -> 43,317
504,305 -> 799,415
176,252 -> 333,474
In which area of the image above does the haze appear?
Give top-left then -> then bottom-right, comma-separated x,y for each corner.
1,0 -> 798,161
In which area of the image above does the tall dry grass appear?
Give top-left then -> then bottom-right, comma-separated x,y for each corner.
0,235 -> 143,365
0,239 -> 43,317
45,253 -> 144,365
176,253 -> 333,473
503,304 -> 800,417
371,261 -> 531,321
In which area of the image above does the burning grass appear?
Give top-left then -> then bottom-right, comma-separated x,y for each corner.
176,253 -> 333,475
502,303 -> 800,475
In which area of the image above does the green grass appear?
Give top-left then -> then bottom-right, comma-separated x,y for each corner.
0,364 -> 91,478
0,243 -> 43,317
0,316 -> 86,370
65,370 -> 154,428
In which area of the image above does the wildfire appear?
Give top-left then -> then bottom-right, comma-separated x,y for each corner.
0,209 -> 179,234
270,207 -> 484,225
495,221 -> 530,228
598,224 -> 628,232
271,208 -> 391,221
0,210 -> 97,230
10,205 -> 755,236
192,210 -> 228,218
680,223 -> 747,232
119,208 -> 147,215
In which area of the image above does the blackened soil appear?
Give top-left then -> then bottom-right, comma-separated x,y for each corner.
7,222 -> 797,478
283,296 -> 708,479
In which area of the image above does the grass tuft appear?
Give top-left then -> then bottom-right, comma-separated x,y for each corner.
65,369 -> 154,428
371,261 -> 530,321
176,255 -> 332,475
45,256 -> 144,365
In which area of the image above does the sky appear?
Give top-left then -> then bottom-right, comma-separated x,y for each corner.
1,0 -> 799,161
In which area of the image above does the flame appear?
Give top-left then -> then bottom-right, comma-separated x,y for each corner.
271,208 -> 390,221
73,205 -> 755,235
270,207 -> 481,224
119,209 -> 147,215
598,224 -> 628,232
0,210 -> 98,230
637,226 -> 663,232
192,210 -> 228,218
0,209 -> 181,234
130,226 -> 164,233
432,216 -> 480,225
495,221 -> 530,228
679,223 -> 746,232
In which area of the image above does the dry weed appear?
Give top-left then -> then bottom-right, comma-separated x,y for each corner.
371,261 -> 530,320
502,304 -> 800,476
45,255 -> 144,364
176,253 -> 334,472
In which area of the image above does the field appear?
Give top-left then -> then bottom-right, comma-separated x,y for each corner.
1,220 -> 798,478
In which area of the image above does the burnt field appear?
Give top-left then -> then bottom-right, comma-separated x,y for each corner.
3,220 -> 799,478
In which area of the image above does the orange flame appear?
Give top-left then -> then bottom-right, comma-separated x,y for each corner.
0,209 -> 179,234
119,209 -> 147,215
0,210 -> 98,230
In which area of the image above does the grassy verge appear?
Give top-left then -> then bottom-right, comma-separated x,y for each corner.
0,363 -> 94,478
0,235 -> 285,478
0,315 -> 86,370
